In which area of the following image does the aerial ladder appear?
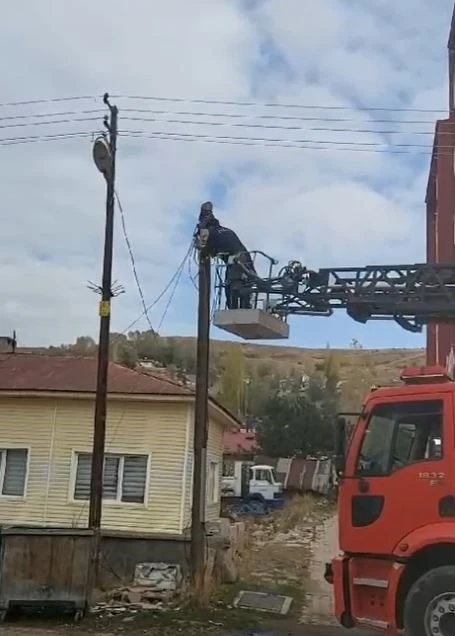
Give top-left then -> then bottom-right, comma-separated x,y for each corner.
212,252 -> 455,344
211,252 -> 455,635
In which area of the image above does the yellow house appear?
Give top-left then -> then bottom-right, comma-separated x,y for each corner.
0,352 -> 239,535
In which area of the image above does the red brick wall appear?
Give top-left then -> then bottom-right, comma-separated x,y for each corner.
427,119 -> 455,365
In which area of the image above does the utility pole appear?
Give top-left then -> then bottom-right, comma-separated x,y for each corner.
190,204 -> 212,590
89,93 -> 118,530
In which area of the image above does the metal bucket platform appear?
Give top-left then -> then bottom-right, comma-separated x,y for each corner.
213,309 -> 290,340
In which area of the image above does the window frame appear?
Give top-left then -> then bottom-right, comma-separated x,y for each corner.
0,447 -> 30,500
207,461 -> 220,505
355,399 -> 444,478
69,450 -> 150,507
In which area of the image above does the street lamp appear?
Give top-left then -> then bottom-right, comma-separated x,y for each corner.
92,135 -> 112,179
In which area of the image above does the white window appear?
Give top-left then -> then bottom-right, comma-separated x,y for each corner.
222,459 -> 235,477
207,461 -> 220,504
73,453 -> 148,504
0,449 -> 28,497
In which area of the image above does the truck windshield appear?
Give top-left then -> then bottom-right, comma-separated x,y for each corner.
355,400 -> 443,477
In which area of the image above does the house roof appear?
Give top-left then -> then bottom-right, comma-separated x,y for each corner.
0,353 -> 242,429
0,353 -> 191,396
223,428 -> 258,455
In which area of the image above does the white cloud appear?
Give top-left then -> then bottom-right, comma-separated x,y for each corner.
0,0 -> 453,347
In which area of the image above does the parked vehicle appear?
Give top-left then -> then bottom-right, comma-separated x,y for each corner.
221,461 -> 284,512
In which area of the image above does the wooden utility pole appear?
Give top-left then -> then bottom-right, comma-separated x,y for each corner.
190,209 -> 212,589
89,94 -> 118,530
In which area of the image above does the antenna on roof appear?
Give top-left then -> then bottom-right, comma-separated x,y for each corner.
0,331 -> 17,354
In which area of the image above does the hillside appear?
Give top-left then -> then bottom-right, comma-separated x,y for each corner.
18,334 -> 426,413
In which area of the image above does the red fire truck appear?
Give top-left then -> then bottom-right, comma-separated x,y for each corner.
212,258 -> 455,636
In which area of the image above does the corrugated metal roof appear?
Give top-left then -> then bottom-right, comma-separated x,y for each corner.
0,353 -> 191,396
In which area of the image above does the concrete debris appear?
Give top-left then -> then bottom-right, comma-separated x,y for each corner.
134,562 -> 183,596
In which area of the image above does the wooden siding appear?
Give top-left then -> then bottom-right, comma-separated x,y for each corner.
0,397 -> 188,533
183,406 -> 224,527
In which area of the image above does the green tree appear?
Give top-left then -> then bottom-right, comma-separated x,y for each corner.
256,392 -> 333,457
322,350 -> 341,418
217,346 -> 246,417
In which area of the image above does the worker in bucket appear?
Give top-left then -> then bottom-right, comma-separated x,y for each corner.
197,201 -> 257,309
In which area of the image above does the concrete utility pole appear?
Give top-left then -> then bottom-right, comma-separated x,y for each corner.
89,93 -> 118,530
190,203 -> 212,589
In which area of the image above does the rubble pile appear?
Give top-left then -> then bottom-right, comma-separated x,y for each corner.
91,562 -> 183,617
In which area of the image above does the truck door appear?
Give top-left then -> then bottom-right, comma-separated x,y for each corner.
339,393 -> 454,556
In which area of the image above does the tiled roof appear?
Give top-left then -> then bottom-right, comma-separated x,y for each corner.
223,429 -> 258,454
0,353 -> 191,396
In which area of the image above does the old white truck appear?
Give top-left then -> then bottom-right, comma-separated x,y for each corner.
221,462 -> 284,512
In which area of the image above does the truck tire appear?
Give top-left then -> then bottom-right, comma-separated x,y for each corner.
403,565 -> 455,636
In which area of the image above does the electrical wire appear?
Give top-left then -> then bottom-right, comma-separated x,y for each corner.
114,190 -> 155,333
0,93 -> 448,115
0,131 -> 95,145
119,94 -> 448,114
0,109 -> 105,122
121,107 -> 444,127
121,114 -> 444,136
0,95 -> 102,108
0,106 -> 451,135
0,116 -> 100,130
155,257 -> 186,333
0,128 -> 452,156
3,126 -> 455,156
0,105 -> 448,129
119,130 -> 445,155
121,242 -> 193,334
119,125 -> 444,149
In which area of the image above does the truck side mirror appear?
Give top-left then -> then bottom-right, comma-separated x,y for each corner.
334,416 -> 347,475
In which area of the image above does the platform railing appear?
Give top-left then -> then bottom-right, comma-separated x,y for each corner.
213,250 -> 278,313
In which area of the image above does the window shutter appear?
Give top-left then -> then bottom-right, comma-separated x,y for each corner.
74,453 -> 91,500
122,455 -> 147,503
74,454 -> 120,500
2,449 -> 27,496
103,456 -> 119,499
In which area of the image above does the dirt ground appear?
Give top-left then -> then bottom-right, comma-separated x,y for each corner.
0,497 -> 373,635
235,494 -> 338,625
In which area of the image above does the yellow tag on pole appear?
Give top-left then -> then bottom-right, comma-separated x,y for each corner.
99,300 -> 110,317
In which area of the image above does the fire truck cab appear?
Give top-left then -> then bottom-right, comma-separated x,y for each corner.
325,365 -> 455,635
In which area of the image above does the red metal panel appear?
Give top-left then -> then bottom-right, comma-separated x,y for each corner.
427,119 -> 455,365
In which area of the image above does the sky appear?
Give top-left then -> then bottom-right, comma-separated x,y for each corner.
0,0 -> 453,350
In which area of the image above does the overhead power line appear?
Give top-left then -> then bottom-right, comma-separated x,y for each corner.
120,114 -> 443,135
0,95 -> 100,108
0,109 -> 105,122
0,108 -> 448,128
121,107 -> 444,126
0,116 -> 100,130
119,129 -> 450,151
114,190 -> 155,333
122,242 -> 193,334
1,128 -> 454,155
120,94 -> 448,115
0,93 -> 448,115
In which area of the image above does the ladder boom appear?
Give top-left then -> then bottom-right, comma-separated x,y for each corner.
214,258 -> 455,334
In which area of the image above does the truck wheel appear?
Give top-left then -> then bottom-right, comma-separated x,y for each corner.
403,565 -> 455,636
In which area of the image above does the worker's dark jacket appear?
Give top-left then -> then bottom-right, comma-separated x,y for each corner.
204,220 -> 256,308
